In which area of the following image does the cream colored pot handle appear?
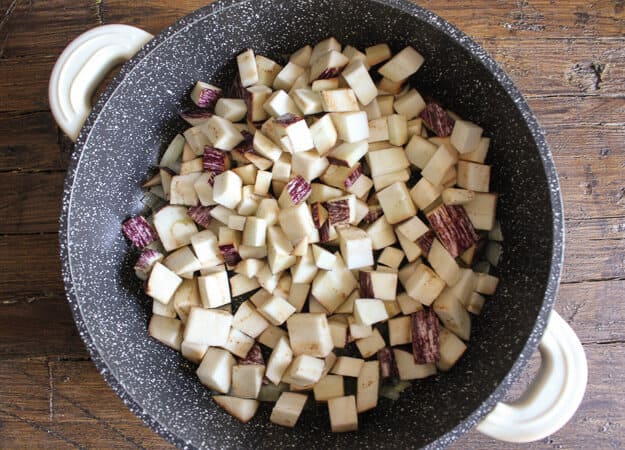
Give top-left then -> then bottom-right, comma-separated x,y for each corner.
49,24 -> 153,142
477,310 -> 587,442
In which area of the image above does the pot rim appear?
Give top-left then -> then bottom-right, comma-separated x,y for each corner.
59,0 -> 564,448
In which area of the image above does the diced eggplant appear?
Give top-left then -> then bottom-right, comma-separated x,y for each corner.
411,309 -> 440,364
190,81 -> 222,109
121,216 -> 158,249
134,248 -> 164,280
420,102 -> 455,137
427,204 -> 479,258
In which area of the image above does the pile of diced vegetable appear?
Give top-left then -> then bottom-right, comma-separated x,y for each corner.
122,37 -> 502,431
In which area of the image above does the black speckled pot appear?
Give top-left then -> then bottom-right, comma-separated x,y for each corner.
59,0 -> 564,448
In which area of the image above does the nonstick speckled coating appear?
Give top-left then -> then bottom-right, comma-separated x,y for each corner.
59,0 -> 564,448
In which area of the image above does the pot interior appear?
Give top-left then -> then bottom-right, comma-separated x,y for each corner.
63,0 -> 558,447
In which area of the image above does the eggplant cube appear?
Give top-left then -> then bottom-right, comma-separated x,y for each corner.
331,111 -> 369,143
278,202 -> 316,245
163,246 -> 201,277
270,392 -> 308,428
331,356 -> 365,377
190,81 -> 222,109
450,119 -> 483,153
397,292 -> 423,315
328,319 -> 349,348
341,60 -> 377,105
310,49 -> 349,80
146,262 -> 182,304
212,171 -> 243,209
354,299 -> 388,325
264,90 -> 301,117
169,173 -> 200,206
231,365 -> 264,399
266,336 -> 294,385
255,54 -> 282,86
359,270 -> 398,300
258,295 -> 297,326
421,144 -> 458,186
428,238 -> 461,286
197,347 -> 235,393
356,360 -> 379,413
387,114 -> 408,146
215,98 -> 247,122
311,264 -> 358,312
213,396 -> 259,424
328,395 -> 358,433
367,147 -> 409,178
378,46 -> 424,82
378,246 -> 404,269
148,315 -> 183,351
405,263 -> 445,305
181,340 -> 208,364
338,226 -> 373,269
365,43 -> 391,66
427,204 -> 478,258
191,230 -> 223,269
232,301 -> 269,338
368,117 -> 389,143
291,88 -> 323,116
314,374 -> 345,402
153,205 -> 198,251
437,327 -> 467,371
354,328 -> 386,359
433,289 -> 471,341
365,215 -> 397,250
267,226 -> 297,274
273,62 -> 305,91
197,270 -> 231,308
292,151 -> 330,181
389,315 -> 412,346
457,161 -> 491,193
328,140 -> 368,168
237,49 -> 259,87
184,307 -> 232,347
283,354 -> 324,385
394,89 -> 426,120
406,135 -> 437,169
393,348 -> 436,380
459,136 -> 490,164
321,89 -> 360,112
409,177 -> 443,210
223,327 -> 255,359
377,181 -> 416,225
312,244 -> 336,270
193,172 -> 216,206
395,216 -> 429,242
202,115 -> 244,151
241,216 -> 267,247
475,272 -> 499,295
463,192 -> 497,231
286,313 -> 334,357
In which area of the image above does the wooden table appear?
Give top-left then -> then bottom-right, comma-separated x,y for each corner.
1,0 -> 623,448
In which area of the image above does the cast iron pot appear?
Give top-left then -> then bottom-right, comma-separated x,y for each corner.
49,0 -> 587,447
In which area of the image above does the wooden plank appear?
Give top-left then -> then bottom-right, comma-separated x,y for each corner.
0,171 -> 65,234
562,216 -> 625,283
99,0 -> 625,40
484,37 -> 625,97
0,56 -> 56,113
0,0 -> 98,59
528,96 -> 625,127
0,296 -> 86,360
453,342 -> 625,449
425,0 -> 625,39
0,111 -> 70,171
0,357 -> 170,449
550,126 -> 625,221
0,234 -> 64,303
558,279 -> 625,344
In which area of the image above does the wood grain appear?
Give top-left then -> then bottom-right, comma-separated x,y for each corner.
0,171 -> 64,234
1,0 -> 624,448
